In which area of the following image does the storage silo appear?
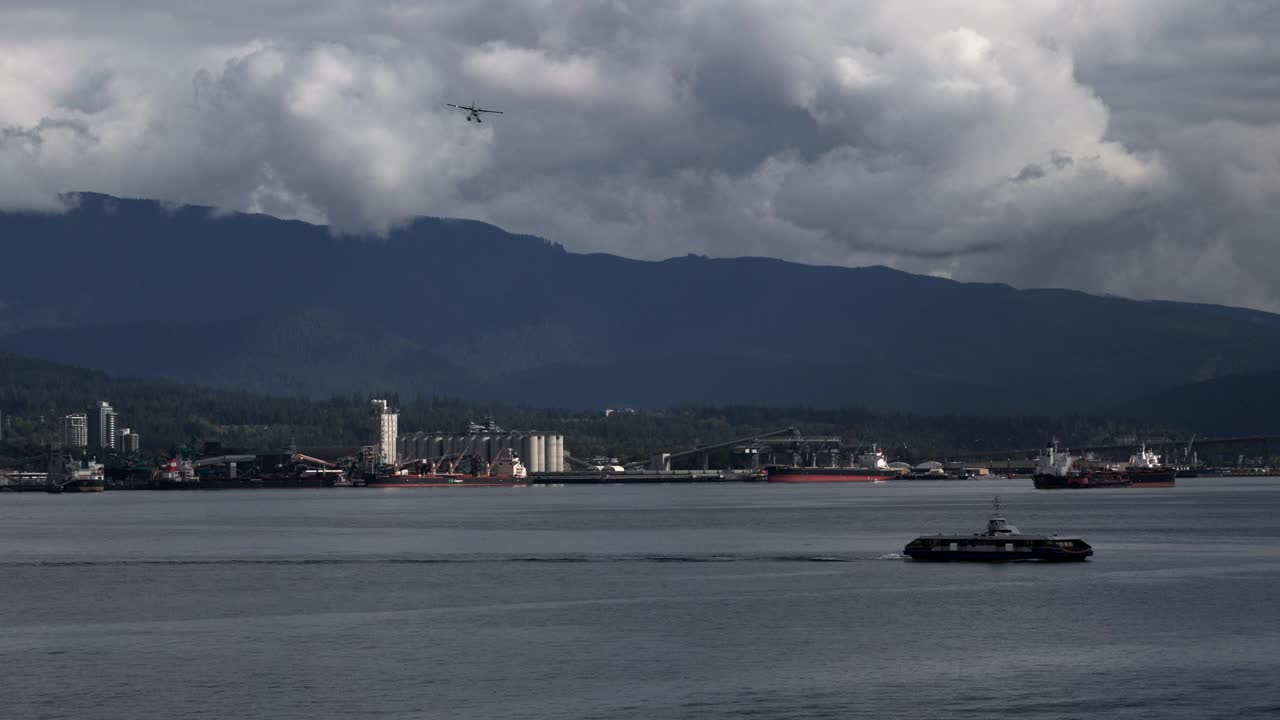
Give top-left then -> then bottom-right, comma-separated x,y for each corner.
525,434 -> 544,473
543,434 -> 557,473
402,434 -> 416,461
554,434 -> 565,471
515,434 -> 529,466
521,435 -> 533,472
430,435 -> 444,460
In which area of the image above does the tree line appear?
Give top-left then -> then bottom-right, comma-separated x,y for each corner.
1,352 -> 1180,468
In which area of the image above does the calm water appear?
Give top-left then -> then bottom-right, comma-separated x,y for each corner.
2,479 -> 1279,719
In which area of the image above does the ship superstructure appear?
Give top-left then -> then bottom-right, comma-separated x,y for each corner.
1123,444 -> 1177,487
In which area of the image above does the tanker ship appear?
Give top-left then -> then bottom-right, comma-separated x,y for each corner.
1034,442 -> 1176,489
766,445 -> 897,483
1032,443 -> 1127,489
1122,445 -> 1177,487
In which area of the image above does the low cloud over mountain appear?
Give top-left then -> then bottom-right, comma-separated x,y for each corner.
2,2 -> 1278,309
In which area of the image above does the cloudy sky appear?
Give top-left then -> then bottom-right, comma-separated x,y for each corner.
2,1 -> 1278,310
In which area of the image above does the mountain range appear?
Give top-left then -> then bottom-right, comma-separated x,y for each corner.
3,192 -> 1280,418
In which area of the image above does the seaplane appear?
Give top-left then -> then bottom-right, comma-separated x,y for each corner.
447,102 -> 503,123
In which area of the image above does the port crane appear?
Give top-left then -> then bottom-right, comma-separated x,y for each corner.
654,428 -> 842,471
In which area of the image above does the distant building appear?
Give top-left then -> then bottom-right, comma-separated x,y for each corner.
87,401 -> 118,451
117,427 -> 141,453
371,399 -> 399,465
61,414 -> 88,449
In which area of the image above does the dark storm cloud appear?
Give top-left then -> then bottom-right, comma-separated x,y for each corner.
0,1 -> 1278,309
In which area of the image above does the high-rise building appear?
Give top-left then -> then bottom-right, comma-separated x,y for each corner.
371,399 -> 399,465
61,414 -> 88,449
87,401 -> 118,451
117,427 -> 141,453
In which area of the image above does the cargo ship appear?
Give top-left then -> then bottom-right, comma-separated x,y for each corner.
766,445 -> 896,483
367,451 -> 529,488
56,458 -> 106,493
151,456 -> 200,490
904,498 -> 1092,562
1122,445 -> 1177,487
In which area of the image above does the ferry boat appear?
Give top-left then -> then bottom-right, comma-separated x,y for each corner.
765,445 -> 896,483
903,498 -> 1092,562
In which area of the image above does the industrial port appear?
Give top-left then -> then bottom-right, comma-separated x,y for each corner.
3,399 -> 1279,492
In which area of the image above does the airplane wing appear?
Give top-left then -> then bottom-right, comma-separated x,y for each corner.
476,108 -> 503,114
446,103 -> 462,109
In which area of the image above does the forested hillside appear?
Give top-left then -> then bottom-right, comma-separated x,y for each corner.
3,193 -> 1280,414
2,352 -> 1181,468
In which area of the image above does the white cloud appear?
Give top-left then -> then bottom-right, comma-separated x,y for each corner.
0,0 -> 1278,309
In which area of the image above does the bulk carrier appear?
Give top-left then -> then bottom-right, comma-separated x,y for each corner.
367,450 -> 530,488
47,457 -> 106,493
765,446 -> 897,483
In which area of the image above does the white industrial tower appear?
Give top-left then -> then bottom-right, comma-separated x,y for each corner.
371,399 -> 399,465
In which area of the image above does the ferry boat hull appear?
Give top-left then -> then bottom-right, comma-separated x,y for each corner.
903,543 -> 1092,562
